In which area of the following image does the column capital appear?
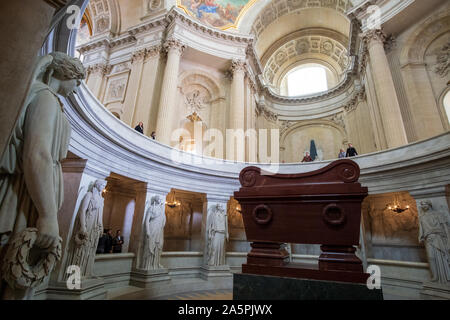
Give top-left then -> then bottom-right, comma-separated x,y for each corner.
230,59 -> 246,75
145,45 -> 162,60
87,63 -> 111,76
131,48 -> 147,63
163,39 -> 186,56
362,29 -> 387,46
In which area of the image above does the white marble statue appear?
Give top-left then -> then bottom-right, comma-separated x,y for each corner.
206,203 -> 229,266
140,195 -> 166,270
418,200 -> 450,284
0,52 -> 85,299
63,180 -> 106,280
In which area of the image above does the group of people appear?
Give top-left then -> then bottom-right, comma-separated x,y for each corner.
134,122 -> 156,140
96,229 -> 124,254
301,143 -> 359,163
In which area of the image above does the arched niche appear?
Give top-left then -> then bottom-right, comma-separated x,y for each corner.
177,70 -> 224,131
87,0 -> 121,37
280,120 -> 348,163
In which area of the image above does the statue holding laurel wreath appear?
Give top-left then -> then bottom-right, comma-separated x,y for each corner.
0,52 -> 85,299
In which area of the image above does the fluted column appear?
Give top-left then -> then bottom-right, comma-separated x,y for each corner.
122,49 -> 146,126
131,45 -> 162,135
229,60 -> 246,131
86,64 -> 109,99
155,39 -> 186,145
363,29 -> 407,149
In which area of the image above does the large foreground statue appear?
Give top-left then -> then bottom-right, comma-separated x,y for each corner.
0,52 -> 85,299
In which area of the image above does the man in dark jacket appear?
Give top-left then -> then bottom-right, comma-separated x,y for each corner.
112,230 -> 124,253
96,229 -> 107,254
346,143 -> 358,157
134,122 -> 144,134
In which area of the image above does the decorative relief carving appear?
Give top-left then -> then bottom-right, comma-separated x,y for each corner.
329,113 -> 346,130
434,42 -> 450,77
343,87 -> 366,113
105,76 -> 128,104
256,101 -> 278,122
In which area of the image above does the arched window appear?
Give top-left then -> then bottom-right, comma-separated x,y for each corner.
281,63 -> 333,97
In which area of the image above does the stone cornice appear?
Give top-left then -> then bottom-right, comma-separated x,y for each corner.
127,16 -> 168,36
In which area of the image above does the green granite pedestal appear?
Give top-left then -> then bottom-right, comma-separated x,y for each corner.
233,273 -> 383,300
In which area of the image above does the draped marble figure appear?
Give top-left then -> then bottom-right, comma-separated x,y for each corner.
64,180 -> 106,280
206,203 -> 229,266
0,52 -> 85,299
418,200 -> 450,284
141,196 -> 166,270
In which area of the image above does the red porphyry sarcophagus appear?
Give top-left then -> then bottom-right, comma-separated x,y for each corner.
234,159 -> 370,284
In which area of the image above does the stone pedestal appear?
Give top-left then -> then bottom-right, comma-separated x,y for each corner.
46,277 -> 107,300
200,265 -> 232,281
129,268 -> 170,288
421,282 -> 450,300
233,273 -> 383,300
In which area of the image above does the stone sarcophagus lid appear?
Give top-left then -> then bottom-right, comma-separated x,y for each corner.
234,160 -> 370,284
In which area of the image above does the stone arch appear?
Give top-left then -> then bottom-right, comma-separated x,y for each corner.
399,10 -> 450,66
88,0 -> 121,37
178,70 -> 224,99
107,106 -> 123,119
280,120 -> 348,162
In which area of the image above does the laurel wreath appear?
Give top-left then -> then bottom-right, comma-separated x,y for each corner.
1,228 -> 62,290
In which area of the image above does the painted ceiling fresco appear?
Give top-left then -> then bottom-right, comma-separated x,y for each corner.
178,0 -> 253,29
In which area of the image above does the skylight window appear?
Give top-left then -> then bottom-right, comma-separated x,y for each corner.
286,65 -> 329,97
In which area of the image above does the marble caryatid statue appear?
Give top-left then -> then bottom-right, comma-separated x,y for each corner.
63,180 -> 106,281
418,200 -> 450,284
140,195 -> 166,270
206,203 -> 229,266
0,52 -> 85,299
